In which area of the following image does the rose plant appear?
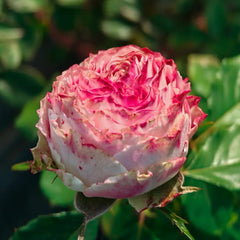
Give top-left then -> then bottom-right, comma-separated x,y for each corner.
30,45 -> 206,237
11,44 -> 240,240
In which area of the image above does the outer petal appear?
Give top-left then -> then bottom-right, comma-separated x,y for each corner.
83,170 -> 152,199
48,108 -> 128,187
114,112 -> 190,171
54,169 -> 85,192
83,157 -> 185,199
36,96 -> 51,138
187,95 -> 208,138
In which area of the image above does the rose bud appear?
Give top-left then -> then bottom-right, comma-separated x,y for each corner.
31,45 -> 206,207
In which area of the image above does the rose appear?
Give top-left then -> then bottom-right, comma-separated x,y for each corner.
31,45 -> 206,200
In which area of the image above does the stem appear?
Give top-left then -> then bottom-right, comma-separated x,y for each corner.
137,211 -> 146,239
78,217 -> 88,240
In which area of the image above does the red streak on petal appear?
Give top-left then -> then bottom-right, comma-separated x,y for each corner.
82,143 -> 96,149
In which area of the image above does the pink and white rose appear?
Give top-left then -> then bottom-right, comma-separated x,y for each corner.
31,45 -> 206,200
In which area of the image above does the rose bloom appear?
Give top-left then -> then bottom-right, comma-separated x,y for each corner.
31,45 -> 206,200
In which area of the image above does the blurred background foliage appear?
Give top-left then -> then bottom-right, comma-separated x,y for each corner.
1,0 -> 240,239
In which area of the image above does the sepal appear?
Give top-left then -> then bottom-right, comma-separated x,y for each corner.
30,131 -> 56,173
74,192 -> 115,239
128,172 -> 199,212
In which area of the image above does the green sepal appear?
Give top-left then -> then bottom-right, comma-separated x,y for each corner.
12,161 -> 31,171
128,172 -> 199,212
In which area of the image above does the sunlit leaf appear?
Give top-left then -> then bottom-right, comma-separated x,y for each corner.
0,26 -> 24,41
0,41 -> 22,69
185,54 -> 240,190
189,54 -> 240,121
7,0 -> 48,13
101,20 -> 133,40
103,0 -> 140,22
184,103 -> 240,190
188,54 -> 219,98
207,55 -> 240,121
57,0 -> 85,7
185,160 -> 240,190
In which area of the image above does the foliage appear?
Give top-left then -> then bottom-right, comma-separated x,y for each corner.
3,0 -> 240,239
10,211 -> 99,240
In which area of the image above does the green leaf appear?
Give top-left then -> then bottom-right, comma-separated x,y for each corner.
0,67 -> 45,107
184,160 -> 240,190
15,80 -> 50,140
0,41 -> 22,69
103,0 -> 122,18
57,0 -> 85,7
39,171 -> 76,207
224,198 -> 240,240
185,54 -> 240,190
84,218 -> 99,240
184,103 -> 240,190
160,208 -> 195,240
181,179 -> 235,238
10,211 -> 83,240
103,0 -> 140,22
17,16 -> 43,61
210,56 -> 240,119
188,54 -> 219,98
101,200 -> 188,240
188,54 -> 240,122
7,0 -> 48,12
101,200 -> 158,240
101,20 -> 133,40
15,96 -> 40,141
61,216 -> 99,240
0,26 -> 24,41
120,0 -> 140,22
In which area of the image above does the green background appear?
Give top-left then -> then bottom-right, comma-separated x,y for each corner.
1,0 -> 240,239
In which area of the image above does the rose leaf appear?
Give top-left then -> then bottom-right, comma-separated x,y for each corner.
9,211 -> 83,240
160,208 -> 195,240
184,103 -> 240,190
